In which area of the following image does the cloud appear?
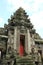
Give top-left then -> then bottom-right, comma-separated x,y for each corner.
7,0 -> 30,12
30,10 -> 43,38
0,18 -> 3,22
7,0 -> 43,12
6,0 -> 43,38
30,11 -> 43,29
0,18 -> 4,27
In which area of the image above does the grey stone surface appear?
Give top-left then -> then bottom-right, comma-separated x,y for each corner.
0,7 -> 43,65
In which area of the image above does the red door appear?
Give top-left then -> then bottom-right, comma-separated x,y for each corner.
19,35 -> 25,56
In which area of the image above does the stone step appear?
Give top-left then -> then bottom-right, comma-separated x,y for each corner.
16,62 -> 35,65
16,55 -> 35,65
16,55 -> 32,59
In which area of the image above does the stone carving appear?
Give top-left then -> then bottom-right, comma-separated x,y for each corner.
0,7 -> 43,65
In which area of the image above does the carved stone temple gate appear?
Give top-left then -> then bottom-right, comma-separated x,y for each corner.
7,26 -> 32,56
0,7 -> 42,65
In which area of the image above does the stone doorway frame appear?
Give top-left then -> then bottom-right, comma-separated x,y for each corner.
19,35 -> 25,56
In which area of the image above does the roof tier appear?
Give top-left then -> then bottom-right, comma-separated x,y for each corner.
8,7 -> 33,29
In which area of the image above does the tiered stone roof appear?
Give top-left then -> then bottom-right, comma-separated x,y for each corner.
8,7 -> 35,34
0,7 -> 43,41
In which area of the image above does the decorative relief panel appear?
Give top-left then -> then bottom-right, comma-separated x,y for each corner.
10,36 -> 14,44
20,26 -> 27,34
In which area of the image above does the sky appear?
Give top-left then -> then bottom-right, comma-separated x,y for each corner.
0,0 -> 43,38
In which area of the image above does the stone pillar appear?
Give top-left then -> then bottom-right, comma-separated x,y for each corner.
8,30 -> 11,44
0,51 -> 1,58
27,29 -> 32,54
32,34 -> 37,53
24,31 -> 28,54
7,30 -> 11,54
17,29 -> 20,54
32,34 -> 35,45
14,27 -> 17,53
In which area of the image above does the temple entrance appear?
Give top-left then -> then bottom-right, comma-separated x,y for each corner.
19,35 -> 25,56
